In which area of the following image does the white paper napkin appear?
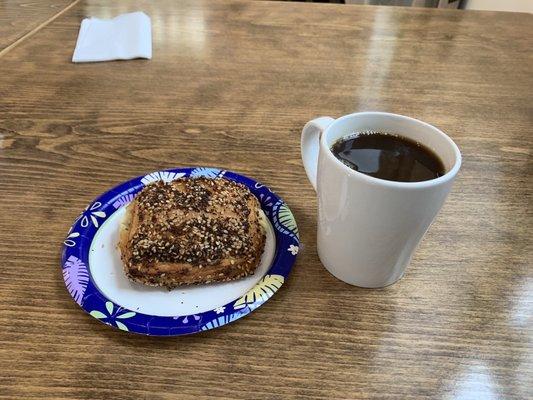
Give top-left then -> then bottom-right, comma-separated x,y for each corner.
72,11 -> 152,63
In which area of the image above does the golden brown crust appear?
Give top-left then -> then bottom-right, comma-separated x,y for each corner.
118,178 -> 266,288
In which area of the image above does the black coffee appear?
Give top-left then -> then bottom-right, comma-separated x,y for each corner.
331,132 -> 445,182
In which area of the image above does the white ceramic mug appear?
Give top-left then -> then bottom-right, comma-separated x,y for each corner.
301,112 -> 461,288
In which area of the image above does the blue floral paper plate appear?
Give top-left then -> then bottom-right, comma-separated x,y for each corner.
61,167 -> 299,336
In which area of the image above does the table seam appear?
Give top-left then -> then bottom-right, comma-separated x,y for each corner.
0,0 -> 82,58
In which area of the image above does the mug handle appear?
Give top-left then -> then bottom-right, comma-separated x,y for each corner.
301,117 -> 335,191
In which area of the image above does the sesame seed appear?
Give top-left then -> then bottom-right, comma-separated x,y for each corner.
126,178 -> 263,277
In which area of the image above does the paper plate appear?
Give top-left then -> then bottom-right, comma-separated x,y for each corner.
61,167 -> 299,336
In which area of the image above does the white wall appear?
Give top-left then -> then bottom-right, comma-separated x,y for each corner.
463,0 -> 533,13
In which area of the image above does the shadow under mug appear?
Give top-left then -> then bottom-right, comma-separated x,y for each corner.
301,112 -> 461,288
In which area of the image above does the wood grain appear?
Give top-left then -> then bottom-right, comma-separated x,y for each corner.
0,0 -> 78,52
0,1 -> 532,399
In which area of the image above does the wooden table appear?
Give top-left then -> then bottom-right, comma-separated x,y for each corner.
1,1 -> 531,398
0,0 -> 78,53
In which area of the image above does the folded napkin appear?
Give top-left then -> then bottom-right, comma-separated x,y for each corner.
72,11 -> 152,63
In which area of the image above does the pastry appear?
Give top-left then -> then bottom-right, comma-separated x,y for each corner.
119,177 -> 266,288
